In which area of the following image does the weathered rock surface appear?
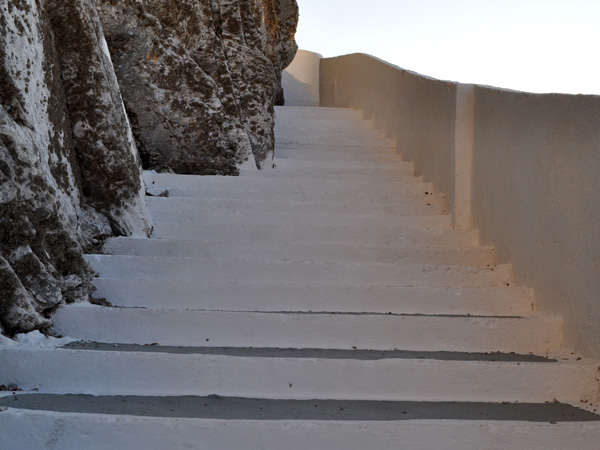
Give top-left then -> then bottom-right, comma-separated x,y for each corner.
0,0 -> 151,335
95,0 -> 299,174
263,0 -> 299,105
0,0 -> 297,335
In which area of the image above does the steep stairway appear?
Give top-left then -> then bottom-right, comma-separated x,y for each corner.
1,106 -> 600,449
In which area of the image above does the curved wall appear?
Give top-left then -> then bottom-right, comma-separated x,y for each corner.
282,50 -> 322,106
321,53 -> 600,357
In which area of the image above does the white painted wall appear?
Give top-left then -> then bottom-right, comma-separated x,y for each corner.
282,50 -> 322,106
320,53 -> 600,358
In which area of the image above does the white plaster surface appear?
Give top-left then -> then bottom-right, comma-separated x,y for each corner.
320,53 -> 600,358
52,303 -> 563,353
2,105 -> 599,447
91,277 -> 532,315
282,50 -> 322,106
0,346 -> 595,402
2,411 -> 600,450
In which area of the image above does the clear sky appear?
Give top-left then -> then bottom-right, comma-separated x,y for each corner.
294,0 -> 600,95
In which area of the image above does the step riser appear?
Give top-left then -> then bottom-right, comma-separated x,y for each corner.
0,349 -> 595,403
155,187 -> 438,204
275,132 -> 388,145
246,162 -> 415,178
144,174 -> 425,195
150,224 -> 477,247
276,147 -> 403,162
91,279 -> 532,316
53,305 -> 563,353
3,410 -> 600,450
147,210 -> 451,229
276,137 -> 395,147
154,185 -> 434,201
147,198 -> 446,216
275,106 -> 362,119
85,255 -> 510,288
101,238 -> 493,265
275,117 -> 374,129
275,125 -> 378,136
268,158 -> 413,172
241,169 -> 414,180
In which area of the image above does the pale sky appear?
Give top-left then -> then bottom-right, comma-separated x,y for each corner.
294,0 -> 600,95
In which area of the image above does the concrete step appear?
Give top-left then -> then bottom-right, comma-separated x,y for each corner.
52,304 -> 562,353
275,114 -> 371,128
0,342 -> 592,402
275,106 -> 363,120
146,195 -> 446,216
276,121 -> 377,137
158,187 -> 444,205
276,146 -> 404,163
91,278 -> 532,316
275,134 -> 395,148
101,238 -> 493,265
4,393 -> 599,422
144,171 -> 424,194
2,405 -> 600,450
248,159 -> 415,178
85,254 -> 510,288
275,124 -> 384,139
150,222 -> 478,247
148,209 -> 451,230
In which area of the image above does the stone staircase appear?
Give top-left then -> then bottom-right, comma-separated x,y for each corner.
1,106 -> 600,449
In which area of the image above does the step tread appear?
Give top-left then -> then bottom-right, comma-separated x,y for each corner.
52,304 -> 563,353
63,342 -> 556,362
2,394 -> 598,422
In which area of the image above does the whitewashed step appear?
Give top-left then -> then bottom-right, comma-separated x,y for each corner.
157,188 -> 440,206
148,210 -> 451,229
92,279 -> 531,316
2,408 -> 600,450
147,197 -> 445,217
275,113 -> 369,125
275,123 -> 382,138
144,171 -> 424,194
276,121 -> 376,136
275,117 -> 380,129
275,135 -> 395,148
4,394 -> 599,423
150,222 -> 477,247
275,106 -> 362,120
248,159 -> 415,178
101,238 -> 492,265
85,255 -> 510,288
52,304 -> 562,353
0,345 -> 595,404
276,146 -> 404,162
244,167 -> 414,180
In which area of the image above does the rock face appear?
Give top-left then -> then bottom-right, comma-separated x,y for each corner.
0,0 -> 297,335
95,0 -> 299,174
263,0 -> 299,105
0,0 -> 151,335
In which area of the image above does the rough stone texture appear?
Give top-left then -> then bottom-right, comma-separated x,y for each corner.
263,0 -> 299,105
46,0 -> 151,238
95,0 -> 298,174
0,0 -> 151,335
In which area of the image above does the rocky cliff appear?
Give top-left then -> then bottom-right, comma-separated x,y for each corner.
0,0 -> 297,335
95,0 -> 299,174
0,0 -> 152,335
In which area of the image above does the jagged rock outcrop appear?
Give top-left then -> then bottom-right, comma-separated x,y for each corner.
263,0 -> 299,105
0,0 -> 297,335
0,0 -> 151,335
95,0 -> 299,174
